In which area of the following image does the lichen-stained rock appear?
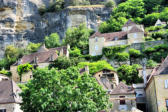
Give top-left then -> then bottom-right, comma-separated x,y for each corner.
0,0 -> 112,58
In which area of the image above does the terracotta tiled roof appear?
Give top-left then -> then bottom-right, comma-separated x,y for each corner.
14,46 -> 68,65
90,31 -> 127,42
123,19 -> 137,27
0,78 -> 22,104
110,82 -> 135,95
129,26 -> 143,33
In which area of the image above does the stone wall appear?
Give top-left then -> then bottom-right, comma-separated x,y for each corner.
0,103 -> 22,112
0,0 -> 112,59
110,94 -> 136,112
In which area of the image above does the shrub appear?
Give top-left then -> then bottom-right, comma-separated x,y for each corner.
45,33 -> 60,48
26,43 -> 41,53
146,60 -> 157,67
115,52 -> 130,62
17,64 -> 33,82
117,64 -> 143,84
78,60 -> 114,74
105,0 -> 114,8
70,47 -> 81,57
0,69 -> 12,77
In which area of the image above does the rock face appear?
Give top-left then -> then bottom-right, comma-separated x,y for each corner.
0,0 -> 112,58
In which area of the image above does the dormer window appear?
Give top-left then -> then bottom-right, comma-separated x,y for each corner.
114,37 -> 118,41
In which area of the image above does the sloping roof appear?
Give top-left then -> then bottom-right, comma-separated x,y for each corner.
123,19 -> 137,27
129,26 -> 143,33
90,31 -> 127,42
0,78 -> 22,104
153,56 -> 168,75
14,46 -> 68,65
110,82 -> 135,95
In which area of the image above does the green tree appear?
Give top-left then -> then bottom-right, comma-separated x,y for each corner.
113,0 -> 145,18
117,64 -> 143,84
115,52 -> 129,65
105,0 -> 114,8
49,56 -> 85,70
69,47 -> 81,57
144,0 -> 163,13
78,60 -> 114,74
129,48 -> 141,65
160,7 -> 168,21
20,67 -> 110,112
5,45 -> 19,61
65,24 -> 93,51
143,13 -> 160,26
146,60 -> 157,68
26,43 -> 41,53
17,63 -> 33,82
45,33 -> 60,48
99,16 -> 127,33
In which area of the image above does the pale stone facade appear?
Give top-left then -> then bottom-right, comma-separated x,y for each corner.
0,103 -> 22,112
89,20 -> 145,56
10,45 -> 70,83
93,69 -> 119,90
110,82 -> 136,112
110,94 -> 137,112
145,56 -> 168,112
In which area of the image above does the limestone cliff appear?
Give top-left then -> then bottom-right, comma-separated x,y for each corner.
0,0 -> 112,58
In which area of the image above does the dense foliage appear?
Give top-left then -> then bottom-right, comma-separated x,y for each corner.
17,64 -> 33,82
20,67 -> 110,112
49,56 -> 85,70
78,60 -> 114,74
45,33 -> 61,48
103,45 -> 129,59
26,43 -> 41,53
117,64 -> 143,84
39,0 -> 65,15
64,24 -> 93,51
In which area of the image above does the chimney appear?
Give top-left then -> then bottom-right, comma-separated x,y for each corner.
17,59 -> 22,65
34,56 -> 38,65
85,66 -> 89,74
59,47 -> 64,56
66,44 -> 70,58
142,58 -> 147,85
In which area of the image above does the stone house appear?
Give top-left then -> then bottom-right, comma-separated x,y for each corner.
89,19 -> 145,56
155,19 -> 167,26
110,82 -> 136,112
0,75 -> 22,112
145,56 -> 168,112
93,69 -> 119,91
10,45 -> 70,83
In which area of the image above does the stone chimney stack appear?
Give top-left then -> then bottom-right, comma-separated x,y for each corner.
66,44 -> 70,58
85,66 -> 89,74
142,58 -> 147,85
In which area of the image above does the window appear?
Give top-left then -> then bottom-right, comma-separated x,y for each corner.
0,109 -> 6,112
120,96 -> 126,105
30,75 -> 33,79
165,80 -> 168,88
95,45 -> 98,51
114,37 -> 118,41
134,33 -> 137,38
107,73 -> 114,78
166,99 -> 168,111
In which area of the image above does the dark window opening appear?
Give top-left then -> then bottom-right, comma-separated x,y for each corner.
0,109 -> 6,112
107,73 -> 114,78
120,96 -> 126,105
